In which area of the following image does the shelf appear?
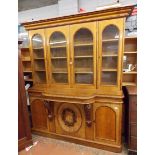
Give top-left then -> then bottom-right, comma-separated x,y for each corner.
74,43 -> 93,47
35,70 -> 46,72
75,55 -> 93,58
102,38 -> 119,42
33,47 -> 43,50
102,69 -> 117,72
51,57 -> 67,59
124,51 -> 137,54
122,82 -> 136,86
123,71 -> 137,74
21,57 -> 31,61
24,79 -> 33,82
34,58 -> 44,60
102,54 -> 118,57
75,71 -> 93,74
23,70 -> 32,73
125,36 -> 137,39
52,72 -> 68,74
21,47 -> 29,50
50,45 -> 66,48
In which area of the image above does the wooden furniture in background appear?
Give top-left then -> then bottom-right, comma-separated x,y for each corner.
122,36 -> 137,86
126,86 -> 137,155
21,6 -> 134,153
122,34 -> 137,154
18,41 -> 32,151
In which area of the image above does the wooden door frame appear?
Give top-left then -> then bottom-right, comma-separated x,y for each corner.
97,18 -> 125,92
28,29 -> 49,86
70,22 -> 97,89
45,26 -> 71,88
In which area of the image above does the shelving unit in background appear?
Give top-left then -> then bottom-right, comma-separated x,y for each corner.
122,36 -> 137,86
20,44 -> 33,86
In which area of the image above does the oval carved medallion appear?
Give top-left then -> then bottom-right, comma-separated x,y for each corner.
58,103 -> 82,133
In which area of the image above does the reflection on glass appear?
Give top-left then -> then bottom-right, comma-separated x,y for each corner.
32,34 -> 46,84
74,28 -> 94,84
50,32 -> 68,83
101,25 -> 119,85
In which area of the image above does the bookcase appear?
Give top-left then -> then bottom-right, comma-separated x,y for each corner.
21,6 -> 134,153
123,36 -> 137,86
20,35 -> 34,85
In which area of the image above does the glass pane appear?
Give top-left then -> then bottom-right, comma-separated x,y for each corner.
101,25 -> 119,85
50,32 -> 68,83
74,28 -> 93,84
32,34 -> 46,84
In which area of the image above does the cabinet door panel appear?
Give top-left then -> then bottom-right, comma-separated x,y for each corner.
95,106 -> 116,141
94,103 -> 122,145
70,22 -> 97,88
98,18 -> 124,92
45,26 -> 70,87
31,99 -> 48,131
29,29 -> 48,85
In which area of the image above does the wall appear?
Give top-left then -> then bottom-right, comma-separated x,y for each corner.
18,0 -> 137,24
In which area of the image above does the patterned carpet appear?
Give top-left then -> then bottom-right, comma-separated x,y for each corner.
19,134 -> 128,155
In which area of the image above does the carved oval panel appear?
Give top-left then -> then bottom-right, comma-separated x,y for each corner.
57,103 -> 82,133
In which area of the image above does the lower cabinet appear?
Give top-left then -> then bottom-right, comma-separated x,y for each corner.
30,99 -> 49,131
94,103 -> 122,145
29,97 -> 123,152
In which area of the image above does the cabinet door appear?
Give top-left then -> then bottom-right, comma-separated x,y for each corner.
70,22 -> 97,88
30,99 -> 49,131
98,18 -> 124,92
94,103 -> 122,145
29,29 -> 48,85
45,26 -> 70,87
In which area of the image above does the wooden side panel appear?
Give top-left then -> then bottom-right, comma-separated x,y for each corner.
31,99 -> 48,131
95,106 -> 116,141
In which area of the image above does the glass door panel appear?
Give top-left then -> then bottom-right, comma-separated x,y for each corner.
32,34 -> 46,84
50,32 -> 68,83
74,28 -> 93,84
101,25 -> 119,85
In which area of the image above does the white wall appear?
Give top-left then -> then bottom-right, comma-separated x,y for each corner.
18,4 -> 59,24
18,0 -> 137,24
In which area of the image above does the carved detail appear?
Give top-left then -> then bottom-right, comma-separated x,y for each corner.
84,104 -> 92,127
44,100 -> 54,121
61,108 -> 77,127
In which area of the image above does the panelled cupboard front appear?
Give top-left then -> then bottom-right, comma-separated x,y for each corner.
23,6 -> 133,153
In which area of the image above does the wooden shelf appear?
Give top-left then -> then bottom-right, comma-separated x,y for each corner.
102,38 -> 119,42
50,45 -> 66,48
75,71 -> 93,74
23,70 -> 32,73
34,58 -> 44,60
123,71 -> 137,74
35,70 -> 46,72
52,72 -> 68,74
21,47 -> 29,50
102,69 -> 117,72
122,82 -> 136,86
124,51 -> 137,54
125,36 -> 137,39
51,57 -> 67,59
21,58 -> 31,61
75,55 -> 93,58
33,47 -> 43,50
24,79 -> 33,82
102,54 -> 118,57
74,43 -> 93,47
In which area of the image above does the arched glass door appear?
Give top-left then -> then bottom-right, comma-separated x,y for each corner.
32,34 -> 46,84
73,28 -> 94,85
50,32 -> 68,84
101,25 -> 119,85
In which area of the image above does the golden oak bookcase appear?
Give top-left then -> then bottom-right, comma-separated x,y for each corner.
22,6 -> 133,152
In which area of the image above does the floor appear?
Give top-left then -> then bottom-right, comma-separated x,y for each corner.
19,135 -> 128,155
